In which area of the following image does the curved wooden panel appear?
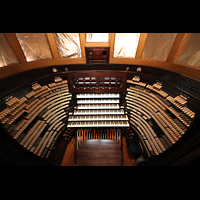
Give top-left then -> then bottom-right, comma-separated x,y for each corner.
0,58 -> 200,81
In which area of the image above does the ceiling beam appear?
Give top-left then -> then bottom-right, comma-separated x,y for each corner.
109,33 -> 115,61
4,33 -> 27,64
79,33 -> 86,63
166,33 -> 189,62
46,33 -> 60,60
135,33 -> 148,59
85,42 -> 110,47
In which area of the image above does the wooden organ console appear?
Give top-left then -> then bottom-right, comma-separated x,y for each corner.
0,64 -> 200,166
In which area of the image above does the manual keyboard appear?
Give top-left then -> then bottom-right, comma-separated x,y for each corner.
67,93 -> 129,128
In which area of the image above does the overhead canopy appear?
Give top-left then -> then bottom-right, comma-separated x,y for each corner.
1,33 -> 200,80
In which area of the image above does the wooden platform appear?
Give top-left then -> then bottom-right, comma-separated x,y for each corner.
76,139 -> 122,166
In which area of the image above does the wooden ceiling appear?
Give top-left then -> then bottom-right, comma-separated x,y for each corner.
1,33 -> 200,81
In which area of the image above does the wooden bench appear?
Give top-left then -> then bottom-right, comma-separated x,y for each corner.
76,139 -> 122,166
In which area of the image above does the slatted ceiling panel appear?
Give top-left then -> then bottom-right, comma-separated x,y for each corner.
142,33 -> 177,61
175,33 -> 200,68
15,33 -> 53,62
113,33 -> 140,58
54,33 -> 82,58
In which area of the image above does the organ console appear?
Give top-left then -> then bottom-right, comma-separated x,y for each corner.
0,64 -> 200,166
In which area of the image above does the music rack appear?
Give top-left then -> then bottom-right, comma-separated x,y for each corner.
66,71 -> 127,93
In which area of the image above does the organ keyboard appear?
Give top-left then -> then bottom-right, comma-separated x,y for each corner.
76,104 -> 119,109
68,115 -> 128,121
77,99 -> 120,104
68,121 -> 129,127
74,109 -> 125,115
67,93 -> 129,128
76,93 -> 120,98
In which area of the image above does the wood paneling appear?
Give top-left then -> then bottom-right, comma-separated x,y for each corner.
60,138 -> 76,166
0,58 -> 86,80
1,56 -> 200,81
85,42 -> 110,47
122,137 -> 137,166
85,47 -> 110,64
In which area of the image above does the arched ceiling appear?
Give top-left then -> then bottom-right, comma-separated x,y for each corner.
1,33 -> 200,81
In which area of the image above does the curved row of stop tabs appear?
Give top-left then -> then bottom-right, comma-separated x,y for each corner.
0,77 -> 73,159
125,78 -> 195,158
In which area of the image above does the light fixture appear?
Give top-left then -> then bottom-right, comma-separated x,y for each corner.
136,67 -> 142,72
52,67 -> 57,73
